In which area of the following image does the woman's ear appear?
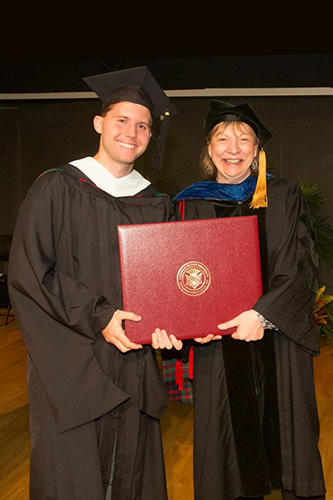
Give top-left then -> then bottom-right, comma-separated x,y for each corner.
93,115 -> 103,134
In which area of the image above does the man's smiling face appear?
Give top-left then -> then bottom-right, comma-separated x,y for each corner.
93,101 -> 152,177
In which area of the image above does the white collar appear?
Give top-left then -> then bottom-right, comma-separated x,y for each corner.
69,156 -> 151,197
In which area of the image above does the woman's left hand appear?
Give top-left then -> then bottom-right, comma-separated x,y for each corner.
218,309 -> 264,342
151,328 -> 183,350
194,334 -> 222,344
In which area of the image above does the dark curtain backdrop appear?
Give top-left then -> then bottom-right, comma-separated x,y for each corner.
1,95 -> 332,231
1,94 -> 332,280
1,53 -> 332,323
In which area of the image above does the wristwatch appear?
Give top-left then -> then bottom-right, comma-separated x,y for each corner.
255,311 -> 278,330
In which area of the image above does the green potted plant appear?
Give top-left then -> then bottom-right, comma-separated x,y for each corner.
300,181 -> 333,345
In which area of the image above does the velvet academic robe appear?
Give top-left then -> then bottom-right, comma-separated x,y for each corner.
173,176 -> 326,500
8,164 -> 172,500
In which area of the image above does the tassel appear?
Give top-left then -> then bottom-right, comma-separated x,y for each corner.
249,149 -> 268,209
151,111 -> 170,171
175,359 -> 184,391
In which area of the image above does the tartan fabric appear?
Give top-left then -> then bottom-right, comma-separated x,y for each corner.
160,199 -> 194,404
162,357 -> 193,404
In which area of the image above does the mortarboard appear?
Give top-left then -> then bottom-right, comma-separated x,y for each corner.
83,66 -> 178,170
204,100 -> 272,145
204,100 -> 272,208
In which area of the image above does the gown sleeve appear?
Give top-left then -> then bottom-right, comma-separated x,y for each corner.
253,182 -> 320,354
8,172 -> 130,432
9,171 -> 114,337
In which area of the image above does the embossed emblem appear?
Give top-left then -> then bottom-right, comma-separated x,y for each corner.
177,261 -> 211,296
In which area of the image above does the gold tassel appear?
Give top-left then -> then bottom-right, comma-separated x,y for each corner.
249,149 -> 268,208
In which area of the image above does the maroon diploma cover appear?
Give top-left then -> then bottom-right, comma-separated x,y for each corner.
117,216 -> 263,344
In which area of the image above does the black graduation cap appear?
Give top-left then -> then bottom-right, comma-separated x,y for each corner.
204,100 -> 272,145
83,66 -> 178,170
83,66 -> 178,117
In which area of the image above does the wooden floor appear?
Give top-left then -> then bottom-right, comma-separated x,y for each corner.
0,311 -> 332,500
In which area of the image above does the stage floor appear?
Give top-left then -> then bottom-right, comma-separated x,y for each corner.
0,311 -> 331,500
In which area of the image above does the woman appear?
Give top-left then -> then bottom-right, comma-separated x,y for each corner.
172,100 -> 326,500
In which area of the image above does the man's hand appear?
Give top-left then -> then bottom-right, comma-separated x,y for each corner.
151,328 -> 183,350
218,309 -> 264,342
101,309 -> 143,353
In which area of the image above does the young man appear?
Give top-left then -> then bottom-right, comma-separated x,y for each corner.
8,66 -> 181,500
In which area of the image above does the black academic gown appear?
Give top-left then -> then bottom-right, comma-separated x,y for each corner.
174,177 -> 326,500
8,164 -> 172,500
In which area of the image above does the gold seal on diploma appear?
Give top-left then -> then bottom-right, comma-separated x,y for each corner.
177,261 -> 211,296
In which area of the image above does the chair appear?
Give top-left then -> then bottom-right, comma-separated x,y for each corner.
0,235 -> 13,325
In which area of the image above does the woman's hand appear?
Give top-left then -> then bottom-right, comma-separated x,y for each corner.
101,309 -> 143,353
218,309 -> 264,342
151,328 -> 183,350
194,333 -> 222,344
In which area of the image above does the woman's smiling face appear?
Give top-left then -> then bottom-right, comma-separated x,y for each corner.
208,121 -> 258,184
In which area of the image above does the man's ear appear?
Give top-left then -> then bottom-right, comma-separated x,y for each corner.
93,115 -> 103,134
